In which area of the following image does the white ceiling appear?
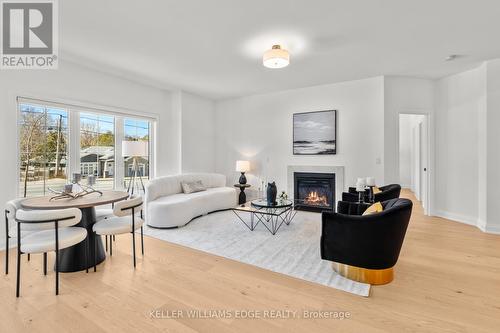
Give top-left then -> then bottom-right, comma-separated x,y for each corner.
61,0 -> 500,100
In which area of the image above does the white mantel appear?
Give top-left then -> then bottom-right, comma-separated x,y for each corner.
287,165 -> 345,206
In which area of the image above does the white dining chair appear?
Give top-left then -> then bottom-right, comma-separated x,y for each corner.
95,206 -> 115,251
4,199 -> 39,274
92,196 -> 144,269
15,208 -> 87,297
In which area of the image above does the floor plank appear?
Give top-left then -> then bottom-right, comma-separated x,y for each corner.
1,190 -> 499,332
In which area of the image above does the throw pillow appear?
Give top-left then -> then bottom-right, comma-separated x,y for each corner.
372,186 -> 382,194
181,180 -> 207,194
362,202 -> 383,216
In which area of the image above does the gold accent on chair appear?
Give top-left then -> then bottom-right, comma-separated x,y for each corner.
332,262 -> 394,285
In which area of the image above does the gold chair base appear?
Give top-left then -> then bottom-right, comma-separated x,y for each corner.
332,262 -> 394,285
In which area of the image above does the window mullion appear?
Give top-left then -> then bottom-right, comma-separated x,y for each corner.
115,116 -> 124,190
69,109 -> 81,180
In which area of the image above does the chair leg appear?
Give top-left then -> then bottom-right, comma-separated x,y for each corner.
94,232 -> 97,272
16,222 -> 21,297
16,250 -> 21,297
113,235 -> 116,242
55,222 -> 59,296
43,252 -> 47,276
105,235 -> 108,252
132,231 -> 136,268
27,253 -> 30,261
110,236 -> 113,256
141,226 -> 144,255
85,238 -> 89,274
5,236 -> 9,275
4,212 -> 8,275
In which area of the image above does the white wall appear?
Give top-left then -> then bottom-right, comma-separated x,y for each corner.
399,115 -> 413,188
215,76 -> 385,195
434,65 -> 486,226
484,59 -> 500,233
180,92 -> 216,173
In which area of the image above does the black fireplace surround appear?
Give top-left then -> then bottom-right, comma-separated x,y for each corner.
294,172 -> 335,212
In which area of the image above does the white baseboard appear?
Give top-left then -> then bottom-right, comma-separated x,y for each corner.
479,224 -> 500,235
434,210 -> 500,234
434,210 -> 478,227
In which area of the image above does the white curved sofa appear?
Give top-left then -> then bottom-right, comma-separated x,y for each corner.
145,173 -> 237,228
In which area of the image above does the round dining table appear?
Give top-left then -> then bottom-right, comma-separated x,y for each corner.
21,190 -> 129,272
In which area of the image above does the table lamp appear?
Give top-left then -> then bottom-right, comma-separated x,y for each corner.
366,177 -> 376,202
122,141 -> 148,194
236,160 -> 250,184
366,177 -> 376,187
356,178 -> 366,203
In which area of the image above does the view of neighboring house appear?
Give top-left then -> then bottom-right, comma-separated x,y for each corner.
80,146 -> 149,178
79,146 -> 115,178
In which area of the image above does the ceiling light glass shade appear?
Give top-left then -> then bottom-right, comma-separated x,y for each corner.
263,45 -> 290,68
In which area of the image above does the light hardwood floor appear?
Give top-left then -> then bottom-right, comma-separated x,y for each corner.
1,190 -> 500,332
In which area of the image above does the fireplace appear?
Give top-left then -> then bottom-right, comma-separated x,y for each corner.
294,172 -> 335,212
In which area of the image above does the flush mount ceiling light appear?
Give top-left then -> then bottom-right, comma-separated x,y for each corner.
263,45 -> 290,68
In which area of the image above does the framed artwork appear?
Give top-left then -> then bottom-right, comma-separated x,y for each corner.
293,110 -> 336,155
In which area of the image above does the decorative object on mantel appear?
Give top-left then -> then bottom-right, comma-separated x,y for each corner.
366,177 -> 376,203
293,110 -> 337,155
235,160 -> 250,184
356,178 -> 366,203
266,182 -> 278,205
48,173 -> 103,201
278,190 -> 288,203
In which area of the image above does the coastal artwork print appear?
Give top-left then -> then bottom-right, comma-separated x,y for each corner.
293,110 -> 336,155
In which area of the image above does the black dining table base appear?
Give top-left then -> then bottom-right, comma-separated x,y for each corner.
56,207 -> 106,273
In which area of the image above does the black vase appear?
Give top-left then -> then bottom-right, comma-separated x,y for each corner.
267,182 -> 277,205
239,172 -> 247,184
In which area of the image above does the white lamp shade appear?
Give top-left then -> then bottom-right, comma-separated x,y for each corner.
366,177 -> 376,186
122,141 -> 148,157
235,160 -> 250,172
356,177 -> 366,186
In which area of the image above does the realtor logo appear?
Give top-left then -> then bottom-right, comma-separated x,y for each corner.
1,0 -> 58,69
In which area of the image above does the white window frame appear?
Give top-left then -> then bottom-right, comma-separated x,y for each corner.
16,96 -> 157,196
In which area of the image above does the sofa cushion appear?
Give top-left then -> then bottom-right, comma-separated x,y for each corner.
181,180 -> 207,194
362,202 -> 383,216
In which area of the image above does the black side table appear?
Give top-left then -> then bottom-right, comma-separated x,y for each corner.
234,184 -> 251,205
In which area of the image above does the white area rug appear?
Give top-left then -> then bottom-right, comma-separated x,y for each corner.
142,210 -> 370,297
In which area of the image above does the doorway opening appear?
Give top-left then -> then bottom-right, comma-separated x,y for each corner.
399,114 -> 430,214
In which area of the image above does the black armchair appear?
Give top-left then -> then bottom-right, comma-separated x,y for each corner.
341,184 -> 402,203
320,198 -> 412,284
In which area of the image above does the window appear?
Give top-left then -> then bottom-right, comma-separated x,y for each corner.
18,104 -> 68,197
17,99 -> 155,198
80,113 -> 115,190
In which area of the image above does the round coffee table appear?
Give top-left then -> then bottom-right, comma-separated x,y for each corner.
21,191 -> 129,272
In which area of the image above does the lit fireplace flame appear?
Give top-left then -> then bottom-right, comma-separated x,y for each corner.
304,191 -> 328,206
